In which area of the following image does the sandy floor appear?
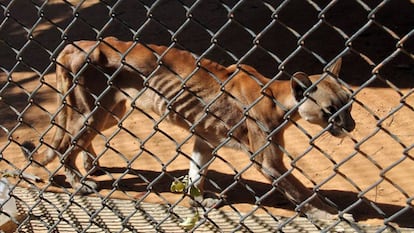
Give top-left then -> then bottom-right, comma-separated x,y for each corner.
0,71 -> 413,228
0,0 -> 413,229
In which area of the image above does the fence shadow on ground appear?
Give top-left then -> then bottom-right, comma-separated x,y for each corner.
50,167 -> 414,228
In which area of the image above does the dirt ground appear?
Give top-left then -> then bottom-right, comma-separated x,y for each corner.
0,0 -> 413,229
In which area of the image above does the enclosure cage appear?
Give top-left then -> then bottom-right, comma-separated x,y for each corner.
0,0 -> 413,232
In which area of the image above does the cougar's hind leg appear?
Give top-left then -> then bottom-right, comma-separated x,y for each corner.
188,137 -> 218,207
82,145 -> 104,176
60,127 -> 96,194
61,108 -> 111,194
82,100 -> 127,177
72,95 -> 127,193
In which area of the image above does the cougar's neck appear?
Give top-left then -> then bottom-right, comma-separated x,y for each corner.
268,80 -> 298,112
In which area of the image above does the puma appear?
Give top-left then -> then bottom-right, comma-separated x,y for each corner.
22,37 -> 355,219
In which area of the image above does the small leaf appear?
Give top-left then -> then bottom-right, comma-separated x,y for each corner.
170,180 -> 185,193
189,185 -> 201,197
179,212 -> 199,230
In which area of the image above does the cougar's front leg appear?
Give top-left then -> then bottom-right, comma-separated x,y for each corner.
188,137 -> 217,207
63,131 -> 99,194
257,143 -> 338,220
247,119 -> 339,220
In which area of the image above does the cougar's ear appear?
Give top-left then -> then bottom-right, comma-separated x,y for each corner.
327,58 -> 342,77
291,72 -> 313,102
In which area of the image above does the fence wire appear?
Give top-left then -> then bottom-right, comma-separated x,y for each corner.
0,0 -> 413,232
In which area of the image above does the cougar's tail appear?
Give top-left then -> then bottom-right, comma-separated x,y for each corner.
22,45 -> 75,166
20,140 -> 37,161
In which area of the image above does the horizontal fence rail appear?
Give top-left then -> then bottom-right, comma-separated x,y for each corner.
0,0 -> 413,232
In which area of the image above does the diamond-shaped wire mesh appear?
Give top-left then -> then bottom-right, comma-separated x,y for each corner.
0,0 -> 413,232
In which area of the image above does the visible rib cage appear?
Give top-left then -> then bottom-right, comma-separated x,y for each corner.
131,61 -> 247,147
22,37 -> 355,220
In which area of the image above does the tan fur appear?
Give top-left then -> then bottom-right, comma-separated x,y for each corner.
22,37 -> 355,219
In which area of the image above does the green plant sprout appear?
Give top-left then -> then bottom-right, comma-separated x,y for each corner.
170,175 -> 201,231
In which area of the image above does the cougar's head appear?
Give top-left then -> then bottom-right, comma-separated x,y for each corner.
291,58 -> 355,137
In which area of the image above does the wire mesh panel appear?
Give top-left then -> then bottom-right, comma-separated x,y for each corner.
0,0 -> 413,232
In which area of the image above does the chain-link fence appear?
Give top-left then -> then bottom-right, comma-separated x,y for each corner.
0,0 -> 413,232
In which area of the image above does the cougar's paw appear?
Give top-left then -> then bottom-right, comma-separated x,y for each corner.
190,197 -> 221,208
340,213 -> 355,222
75,180 -> 98,194
189,192 -> 223,208
305,207 -> 337,221
304,207 -> 354,222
